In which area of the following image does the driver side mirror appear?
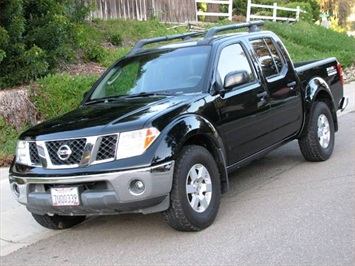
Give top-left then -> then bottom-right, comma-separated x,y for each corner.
223,70 -> 250,91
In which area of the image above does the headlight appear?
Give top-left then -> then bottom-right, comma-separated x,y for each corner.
116,127 -> 160,159
16,140 -> 31,165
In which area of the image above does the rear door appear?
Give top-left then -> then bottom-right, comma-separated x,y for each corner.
214,42 -> 273,165
249,37 -> 303,142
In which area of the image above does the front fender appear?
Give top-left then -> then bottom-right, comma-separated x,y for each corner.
299,77 -> 338,137
151,114 -> 229,192
152,114 -> 226,163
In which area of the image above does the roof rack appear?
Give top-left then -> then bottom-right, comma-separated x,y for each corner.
204,20 -> 265,39
126,21 -> 265,56
127,31 -> 205,56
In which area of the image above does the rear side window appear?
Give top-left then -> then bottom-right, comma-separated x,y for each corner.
250,38 -> 284,78
217,43 -> 255,86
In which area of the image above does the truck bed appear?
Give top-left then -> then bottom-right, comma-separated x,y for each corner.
294,57 -> 344,110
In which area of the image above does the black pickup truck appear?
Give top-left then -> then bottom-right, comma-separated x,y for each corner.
9,21 -> 348,231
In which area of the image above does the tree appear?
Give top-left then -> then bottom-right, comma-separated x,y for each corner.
318,0 -> 353,29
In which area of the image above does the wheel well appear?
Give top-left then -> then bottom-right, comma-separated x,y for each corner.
184,135 -> 229,193
314,91 -> 338,132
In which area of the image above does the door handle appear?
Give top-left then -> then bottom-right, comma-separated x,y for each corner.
287,81 -> 297,89
257,91 -> 267,98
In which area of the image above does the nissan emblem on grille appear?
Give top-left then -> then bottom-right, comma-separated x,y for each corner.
57,145 -> 72,161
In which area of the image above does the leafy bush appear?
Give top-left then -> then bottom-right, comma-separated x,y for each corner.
109,33 -> 123,46
0,116 -> 19,164
31,73 -> 99,120
0,0 -> 93,89
82,43 -> 108,63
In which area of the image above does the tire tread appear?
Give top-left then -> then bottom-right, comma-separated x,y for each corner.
298,101 -> 334,162
163,145 -> 220,232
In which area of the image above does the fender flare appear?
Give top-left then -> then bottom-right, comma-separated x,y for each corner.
152,114 -> 229,192
299,77 -> 338,137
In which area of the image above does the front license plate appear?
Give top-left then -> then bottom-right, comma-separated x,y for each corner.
51,187 -> 80,206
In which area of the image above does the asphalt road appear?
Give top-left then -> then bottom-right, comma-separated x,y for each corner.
1,83 -> 354,265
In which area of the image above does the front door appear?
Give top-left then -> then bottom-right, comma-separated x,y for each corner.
215,43 -> 273,165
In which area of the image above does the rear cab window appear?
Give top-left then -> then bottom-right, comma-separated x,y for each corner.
250,37 -> 286,80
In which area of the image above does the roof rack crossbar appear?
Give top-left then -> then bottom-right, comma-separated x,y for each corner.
127,31 -> 205,55
204,20 -> 265,39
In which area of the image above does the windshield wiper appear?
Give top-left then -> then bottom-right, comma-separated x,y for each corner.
85,92 -> 172,105
125,92 -> 172,98
84,95 -> 129,105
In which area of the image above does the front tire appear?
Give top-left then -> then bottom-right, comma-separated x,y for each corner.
163,145 -> 221,231
299,101 -> 335,161
32,213 -> 86,230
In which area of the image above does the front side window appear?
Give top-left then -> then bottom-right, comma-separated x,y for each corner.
89,46 -> 210,101
250,38 -> 284,78
217,43 -> 255,86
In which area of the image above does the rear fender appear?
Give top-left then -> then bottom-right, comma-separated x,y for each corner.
299,77 -> 338,137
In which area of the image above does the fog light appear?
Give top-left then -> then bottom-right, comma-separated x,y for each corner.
12,183 -> 20,198
129,179 -> 145,195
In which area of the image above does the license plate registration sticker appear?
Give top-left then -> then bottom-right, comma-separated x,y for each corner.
51,187 -> 80,206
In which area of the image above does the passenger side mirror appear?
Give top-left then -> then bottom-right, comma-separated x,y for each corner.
223,70 -> 250,91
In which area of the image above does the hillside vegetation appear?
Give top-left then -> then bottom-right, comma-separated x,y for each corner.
0,19 -> 354,166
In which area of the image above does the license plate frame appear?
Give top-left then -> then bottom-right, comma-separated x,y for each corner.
51,186 -> 80,206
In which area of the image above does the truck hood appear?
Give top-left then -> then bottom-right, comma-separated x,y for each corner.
21,95 -> 200,140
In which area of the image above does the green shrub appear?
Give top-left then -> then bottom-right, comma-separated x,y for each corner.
109,33 -> 123,46
31,73 -> 99,120
0,0 -> 93,89
0,116 -> 19,164
0,26 -> 9,63
82,43 -> 108,63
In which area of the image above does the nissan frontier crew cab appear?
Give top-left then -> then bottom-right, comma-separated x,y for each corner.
9,21 -> 348,231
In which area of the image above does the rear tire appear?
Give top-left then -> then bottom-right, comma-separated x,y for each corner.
298,101 -> 335,161
163,145 -> 221,231
32,213 -> 86,230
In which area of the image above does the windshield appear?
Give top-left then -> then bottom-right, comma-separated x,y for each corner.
89,46 -> 210,100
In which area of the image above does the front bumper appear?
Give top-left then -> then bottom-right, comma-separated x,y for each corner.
9,161 -> 174,216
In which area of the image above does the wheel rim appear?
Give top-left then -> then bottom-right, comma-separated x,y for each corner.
317,114 -> 330,148
186,164 -> 212,213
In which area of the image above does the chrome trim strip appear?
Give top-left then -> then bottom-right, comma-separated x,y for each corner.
11,161 -> 173,184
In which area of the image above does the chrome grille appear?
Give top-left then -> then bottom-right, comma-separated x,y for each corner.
96,135 -> 117,161
27,134 -> 118,168
46,139 -> 86,165
29,142 -> 40,164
